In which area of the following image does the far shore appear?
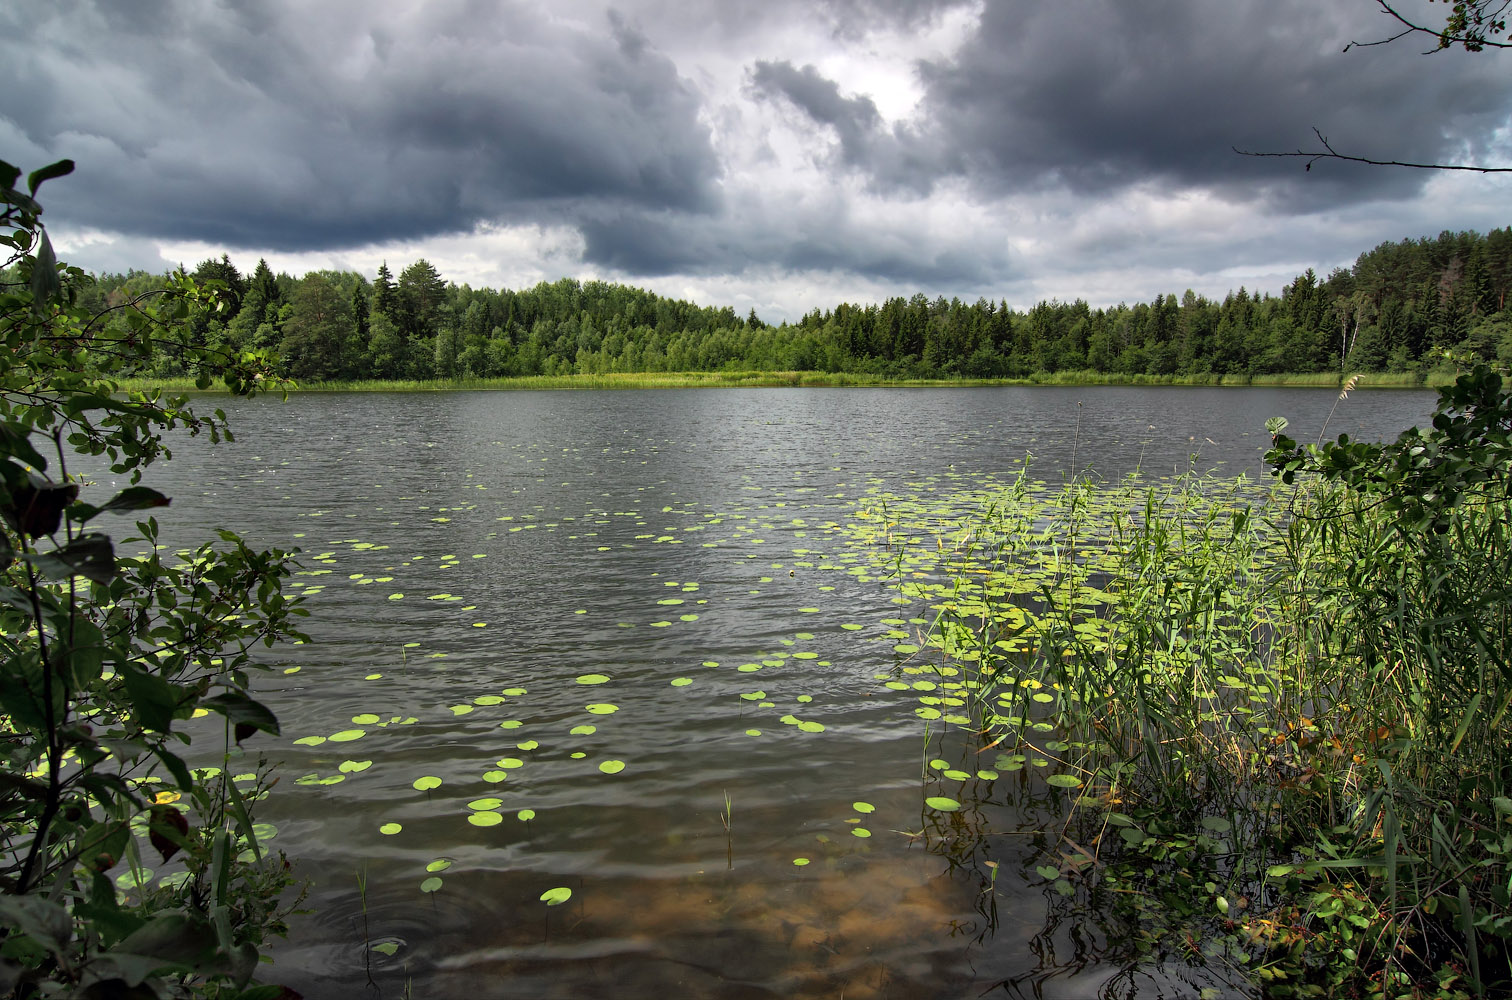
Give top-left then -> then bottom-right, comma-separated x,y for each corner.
115,369 -> 1448,394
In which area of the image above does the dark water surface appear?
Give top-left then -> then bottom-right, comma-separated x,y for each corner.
122,386 -> 1435,999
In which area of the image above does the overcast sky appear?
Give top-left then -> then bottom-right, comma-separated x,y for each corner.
3,0 -> 1509,322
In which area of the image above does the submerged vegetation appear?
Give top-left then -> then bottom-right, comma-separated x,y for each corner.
854,368 -> 1512,996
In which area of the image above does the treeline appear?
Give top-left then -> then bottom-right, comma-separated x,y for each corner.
77,227 -> 1512,382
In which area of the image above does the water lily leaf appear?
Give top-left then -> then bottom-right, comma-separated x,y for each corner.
540,886 -> 572,906
372,942 -> 399,956
517,740 -> 540,751
517,809 -> 536,822
585,704 -> 618,715
851,828 -> 871,838
352,714 -> 381,725
379,822 -> 402,835
328,729 -> 365,743
792,858 -> 810,866
426,859 -> 452,873
576,674 -> 611,685
598,760 -> 625,774
468,811 -> 502,827
338,760 -> 372,773
796,720 -> 825,733
468,797 -> 503,810
852,801 -> 874,814
670,677 -> 692,687
570,725 -> 596,735
1046,774 -> 1082,789
420,877 -> 443,893
412,776 -> 442,791
924,796 -> 961,812
496,758 -> 524,769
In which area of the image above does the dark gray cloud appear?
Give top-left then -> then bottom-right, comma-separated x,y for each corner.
0,0 -> 720,249
750,61 -> 882,168
577,203 -> 1007,287
751,2 -> 1512,209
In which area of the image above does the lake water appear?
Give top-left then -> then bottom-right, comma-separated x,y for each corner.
123,386 -> 1436,999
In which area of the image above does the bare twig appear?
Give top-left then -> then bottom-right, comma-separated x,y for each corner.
1233,127 -> 1512,173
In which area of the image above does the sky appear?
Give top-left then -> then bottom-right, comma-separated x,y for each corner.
3,0 -> 1510,323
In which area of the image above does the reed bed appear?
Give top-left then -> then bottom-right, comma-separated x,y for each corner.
908,458 -> 1510,996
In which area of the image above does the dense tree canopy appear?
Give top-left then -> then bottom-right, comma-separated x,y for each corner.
76,227 -> 1512,383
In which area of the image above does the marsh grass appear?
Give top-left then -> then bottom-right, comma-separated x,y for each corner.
909,463 -> 1510,996
113,370 -> 1429,394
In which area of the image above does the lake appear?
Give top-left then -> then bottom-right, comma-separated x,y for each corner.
123,385 -> 1436,999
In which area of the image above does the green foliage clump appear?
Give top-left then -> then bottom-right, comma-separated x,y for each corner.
0,161 -> 307,998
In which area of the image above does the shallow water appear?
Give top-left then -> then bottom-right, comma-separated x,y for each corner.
113,386 -> 1435,998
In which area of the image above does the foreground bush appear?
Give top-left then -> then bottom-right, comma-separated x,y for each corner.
0,161 -> 307,998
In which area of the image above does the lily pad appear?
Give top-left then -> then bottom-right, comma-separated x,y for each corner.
412,776 -> 442,791
420,877 -> 443,893
540,886 -> 572,906
598,760 -> 626,774
468,811 -> 503,827
576,674 -> 611,685
379,822 -> 402,835
924,796 -> 962,812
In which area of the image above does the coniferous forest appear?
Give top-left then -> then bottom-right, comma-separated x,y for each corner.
82,226 -> 1512,383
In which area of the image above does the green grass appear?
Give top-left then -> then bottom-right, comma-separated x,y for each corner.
113,369 -> 1430,394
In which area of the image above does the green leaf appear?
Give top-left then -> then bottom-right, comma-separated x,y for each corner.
540,887 -> 572,906
924,796 -> 961,812
27,532 -> 114,584
119,665 -> 178,733
200,691 -> 280,738
26,158 -> 74,196
29,229 -> 59,307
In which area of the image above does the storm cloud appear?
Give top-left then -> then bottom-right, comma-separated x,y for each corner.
2,0 -> 1508,318
0,0 -> 720,249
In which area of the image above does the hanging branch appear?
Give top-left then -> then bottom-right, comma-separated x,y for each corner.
1233,127 -> 1512,173
1348,0 -> 1511,53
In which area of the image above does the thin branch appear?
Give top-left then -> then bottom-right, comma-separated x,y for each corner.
1358,0 -> 1512,52
1233,128 -> 1512,173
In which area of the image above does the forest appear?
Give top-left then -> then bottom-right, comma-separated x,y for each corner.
77,226 -> 1512,384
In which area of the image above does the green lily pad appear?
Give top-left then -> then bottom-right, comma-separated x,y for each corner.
570,725 -> 596,735
420,877 -> 443,893
379,822 -> 402,835
426,859 -> 452,873
468,797 -> 503,810
468,811 -> 503,827
792,858 -> 810,866
541,886 -> 572,906
413,776 -> 442,791
517,809 -> 536,822
328,729 -> 365,743
338,760 -> 372,773
797,721 -> 826,733
585,704 -> 619,715
924,796 -> 962,812
853,801 -> 875,814
670,677 -> 693,687
576,674 -> 611,685
598,760 -> 626,774
352,714 -> 381,725
1046,774 -> 1083,789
